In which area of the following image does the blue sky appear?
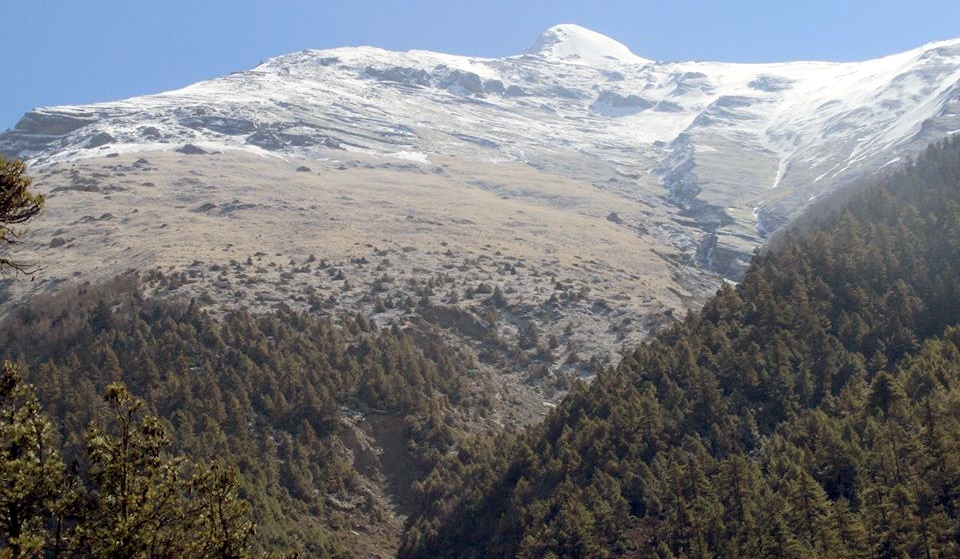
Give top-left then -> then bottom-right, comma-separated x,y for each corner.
4,0 -> 960,130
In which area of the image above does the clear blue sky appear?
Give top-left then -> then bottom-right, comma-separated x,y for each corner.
4,0 -> 960,131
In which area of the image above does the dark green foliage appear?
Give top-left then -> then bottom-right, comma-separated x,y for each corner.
0,157 -> 44,275
400,137 -> 960,558
74,383 -> 254,558
0,275 -> 473,556
0,362 -> 63,557
0,369 -> 255,558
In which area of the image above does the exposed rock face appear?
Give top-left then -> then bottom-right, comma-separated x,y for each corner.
246,127 -> 343,150
438,69 -> 484,96
85,132 -> 116,148
175,144 -> 209,155
591,91 -> 654,115
1,110 -> 97,156
749,74 -> 795,92
364,65 -> 432,86
14,110 -> 98,135
178,114 -> 256,135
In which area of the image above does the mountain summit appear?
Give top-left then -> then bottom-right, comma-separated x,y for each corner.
523,24 -> 650,65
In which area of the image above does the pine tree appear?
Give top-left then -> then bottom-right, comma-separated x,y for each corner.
0,362 -> 63,557
0,158 -> 44,275
78,383 -> 190,556
76,383 -> 254,558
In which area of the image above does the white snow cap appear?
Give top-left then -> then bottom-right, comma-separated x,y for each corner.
524,24 -> 650,65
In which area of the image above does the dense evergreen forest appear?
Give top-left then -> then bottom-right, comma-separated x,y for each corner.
0,275 -> 484,557
399,137 -> 960,558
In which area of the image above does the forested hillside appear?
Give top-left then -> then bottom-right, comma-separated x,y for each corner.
400,137 -> 960,558
0,277 -> 485,557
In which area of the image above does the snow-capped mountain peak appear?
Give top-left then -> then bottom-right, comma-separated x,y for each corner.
523,24 -> 650,65
3,29 -> 960,281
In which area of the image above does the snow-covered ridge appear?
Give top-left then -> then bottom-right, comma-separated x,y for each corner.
3,26 -> 960,275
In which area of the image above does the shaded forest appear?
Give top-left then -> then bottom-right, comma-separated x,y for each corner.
399,136 -> 960,558
0,276 -> 483,557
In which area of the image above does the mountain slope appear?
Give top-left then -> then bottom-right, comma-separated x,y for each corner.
399,136 -> 960,558
4,25 -> 960,271
2,25 -> 960,417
